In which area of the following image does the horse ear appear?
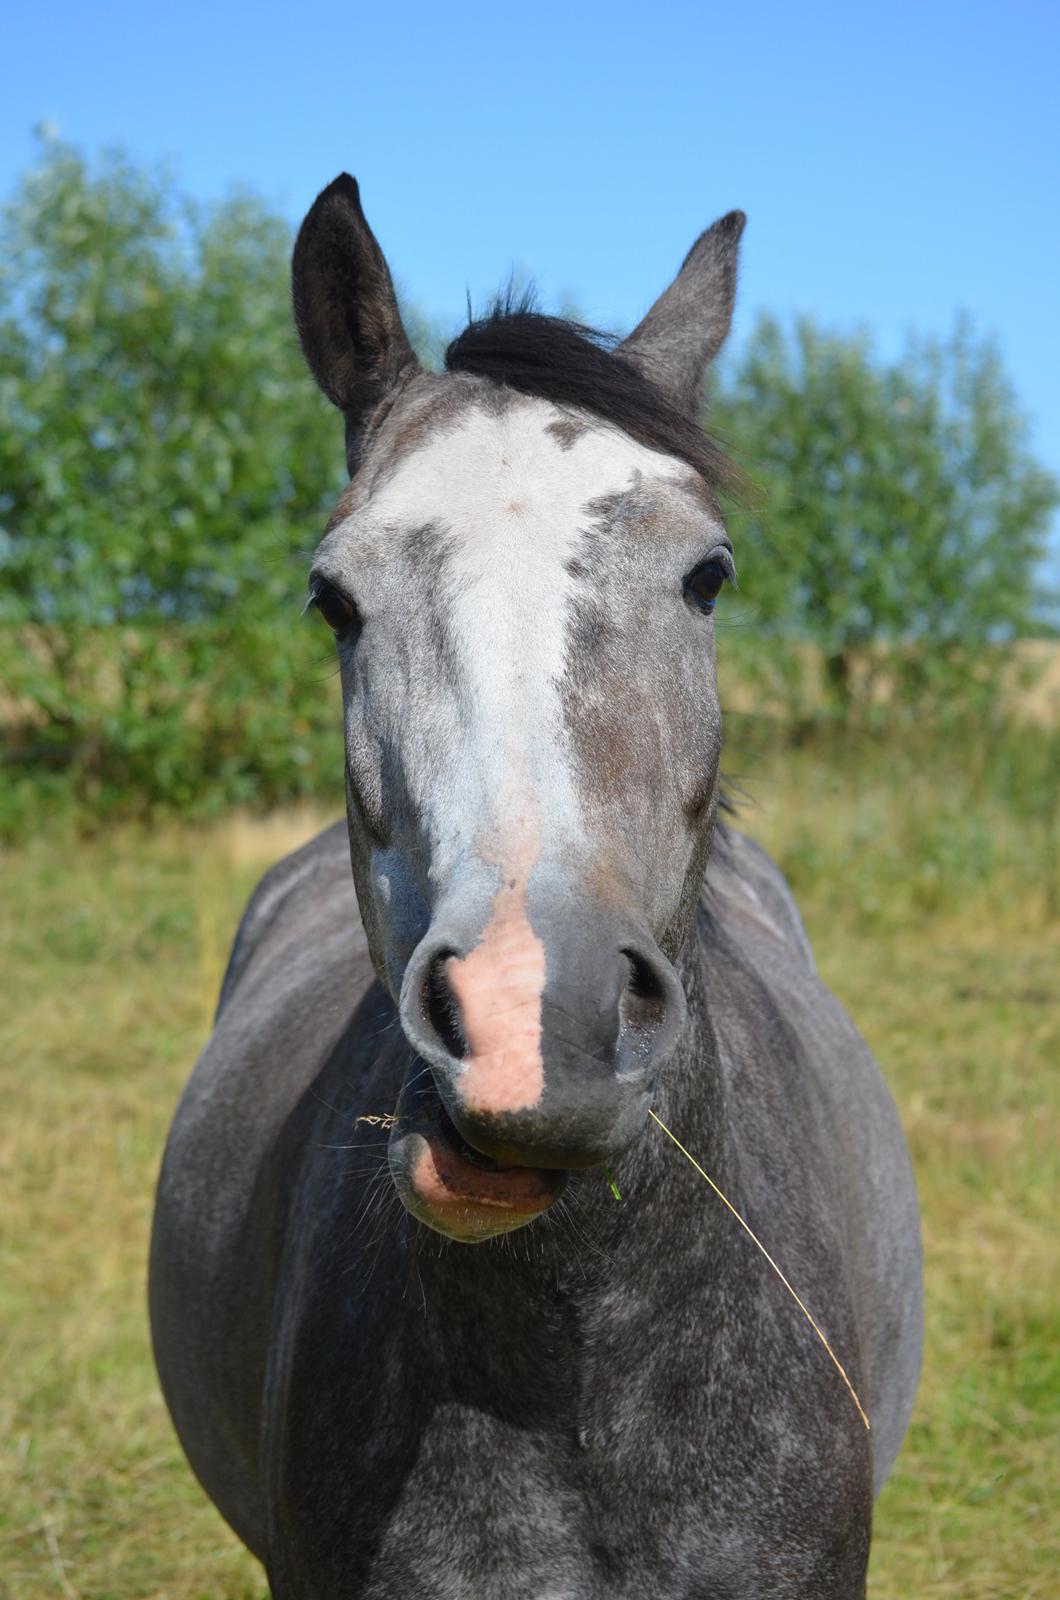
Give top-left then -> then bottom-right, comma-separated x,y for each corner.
618,211 -> 746,416
292,174 -> 420,468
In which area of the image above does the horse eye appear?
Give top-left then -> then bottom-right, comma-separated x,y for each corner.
684,559 -> 728,614
310,580 -> 357,634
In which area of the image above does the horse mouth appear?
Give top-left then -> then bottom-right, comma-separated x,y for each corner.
388,1080 -> 567,1240
433,1098 -> 512,1174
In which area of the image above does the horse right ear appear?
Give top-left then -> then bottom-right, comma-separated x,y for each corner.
292,174 -> 420,470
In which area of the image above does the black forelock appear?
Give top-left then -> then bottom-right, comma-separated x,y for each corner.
444,292 -> 739,498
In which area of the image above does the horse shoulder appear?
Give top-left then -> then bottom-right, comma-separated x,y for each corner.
216,818 -> 359,1014
704,826 -> 817,971
701,827 -> 923,1495
167,819 -> 372,1184
149,820 -> 374,1557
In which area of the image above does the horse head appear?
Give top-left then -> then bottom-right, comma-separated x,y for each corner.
292,176 -> 743,1239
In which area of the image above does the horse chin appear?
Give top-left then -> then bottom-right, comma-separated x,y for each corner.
388,1096 -> 567,1242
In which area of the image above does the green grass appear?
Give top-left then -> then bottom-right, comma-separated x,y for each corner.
1,733 -> 1056,1598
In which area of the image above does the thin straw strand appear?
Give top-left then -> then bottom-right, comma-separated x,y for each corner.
648,1109 -> 870,1431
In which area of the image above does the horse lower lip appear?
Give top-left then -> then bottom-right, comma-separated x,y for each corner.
435,1103 -> 511,1172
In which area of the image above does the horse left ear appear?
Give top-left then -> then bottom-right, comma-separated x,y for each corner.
618,211 -> 746,417
292,174 -> 421,471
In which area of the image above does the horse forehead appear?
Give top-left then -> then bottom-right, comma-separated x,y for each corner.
369,397 -> 683,551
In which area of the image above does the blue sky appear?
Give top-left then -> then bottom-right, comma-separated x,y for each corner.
5,0 -> 1059,573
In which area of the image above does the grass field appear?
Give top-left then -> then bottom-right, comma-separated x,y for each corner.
1,729 -> 1057,1598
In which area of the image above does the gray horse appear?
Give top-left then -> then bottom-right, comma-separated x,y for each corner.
150,176 -> 922,1599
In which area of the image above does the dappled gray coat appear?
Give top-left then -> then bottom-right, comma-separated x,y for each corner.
150,176 -> 922,1599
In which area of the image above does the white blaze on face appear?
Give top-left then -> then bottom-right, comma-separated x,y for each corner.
445,773 -> 546,1113
365,398 -> 680,1114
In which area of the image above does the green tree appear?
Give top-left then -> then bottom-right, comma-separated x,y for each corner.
0,136 -> 439,825
712,313 -> 1058,722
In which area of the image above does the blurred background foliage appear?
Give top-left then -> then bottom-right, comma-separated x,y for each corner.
712,314 -> 1059,720
0,137 -> 345,829
1,133 -> 1058,835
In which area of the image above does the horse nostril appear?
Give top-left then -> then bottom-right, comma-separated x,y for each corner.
618,946 -> 678,1073
622,948 -> 667,1004
423,951 -> 468,1062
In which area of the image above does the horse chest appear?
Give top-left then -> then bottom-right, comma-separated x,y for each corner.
265,1253 -> 871,1599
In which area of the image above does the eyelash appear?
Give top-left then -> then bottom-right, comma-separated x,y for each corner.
683,550 -> 736,614
307,577 -> 359,635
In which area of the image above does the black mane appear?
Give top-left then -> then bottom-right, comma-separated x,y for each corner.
445,296 -> 737,497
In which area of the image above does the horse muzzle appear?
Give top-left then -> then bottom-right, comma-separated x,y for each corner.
396,902 -> 687,1181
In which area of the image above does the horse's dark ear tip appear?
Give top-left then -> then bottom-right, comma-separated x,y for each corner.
722,209 -> 747,239
319,172 -> 362,210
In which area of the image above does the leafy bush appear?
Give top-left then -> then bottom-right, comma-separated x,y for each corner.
712,314 -> 1058,724
0,137 -> 359,829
